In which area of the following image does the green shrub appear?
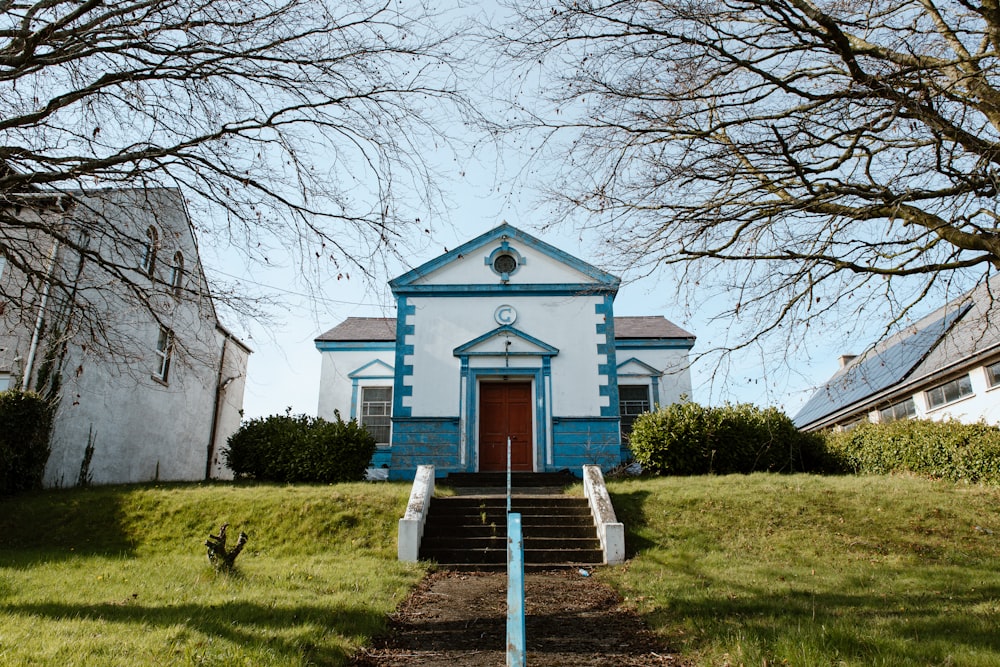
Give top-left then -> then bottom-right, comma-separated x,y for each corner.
822,419 -> 1000,484
223,412 -> 376,483
0,390 -> 54,494
629,400 -> 822,475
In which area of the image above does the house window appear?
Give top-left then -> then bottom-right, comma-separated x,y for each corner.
169,251 -> 184,294
140,226 -> 158,276
154,327 -> 173,381
926,375 -> 973,409
986,360 -> 1000,388
0,373 -> 11,392
0,256 -> 6,280
360,386 -> 392,445
619,385 -> 651,440
878,398 -> 916,423
836,417 -> 865,433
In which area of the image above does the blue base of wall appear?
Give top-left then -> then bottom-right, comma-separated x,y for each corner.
551,417 -> 622,470
389,417 -> 464,480
384,415 -> 624,480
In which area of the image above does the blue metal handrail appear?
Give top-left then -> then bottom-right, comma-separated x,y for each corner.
506,434 -> 526,666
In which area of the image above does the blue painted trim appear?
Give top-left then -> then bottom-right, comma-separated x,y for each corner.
392,297 -> 416,420
350,378 -> 359,420
465,367 -> 547,472
596,297 -> 620,418
453,324 -> 559,357
616,356 -> 661,376
616,339 -> 696,350
347,358 -> 395,378
314,341 -> 395,352
389,223 -> 620,292
393,416 -> 461,424
391,283 -> 618,297
485,240 -> 526,281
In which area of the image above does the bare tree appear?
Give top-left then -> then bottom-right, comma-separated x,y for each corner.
496,0 -> 1000,366
1,0 -> 466,363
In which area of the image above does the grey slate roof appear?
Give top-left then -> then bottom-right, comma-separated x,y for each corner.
615,315 -> 694,340
315,317 -> 396,342
316,315 -> 693,343
794,275 -> 1000,429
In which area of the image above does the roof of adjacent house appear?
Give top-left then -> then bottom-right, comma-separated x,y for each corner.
315,315 -> 694,343
794,276 -> 1000,429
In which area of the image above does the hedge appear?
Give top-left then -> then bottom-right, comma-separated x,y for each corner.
0,390 -> 54,495
629,400 -> 824,475
223,412 -> 376,483
823,419 -> 1000,484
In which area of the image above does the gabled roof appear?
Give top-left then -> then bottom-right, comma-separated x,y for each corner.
389,223 -> 621,294
794,276 -> 1000,429
615,315 -> 694,340
315,317 -> 396,342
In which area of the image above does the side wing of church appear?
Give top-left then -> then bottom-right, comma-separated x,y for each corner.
315,224 -> 694,479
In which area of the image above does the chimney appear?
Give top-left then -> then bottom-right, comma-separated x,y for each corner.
838,354 -> 856,369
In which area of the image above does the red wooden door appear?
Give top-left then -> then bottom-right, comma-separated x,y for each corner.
478,382 -> 533,472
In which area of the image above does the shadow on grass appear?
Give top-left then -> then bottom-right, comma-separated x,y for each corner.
0,486 -> 138,561
629,549 -> 1000,663
606,489 -> 656,557
6,598 -> 382,664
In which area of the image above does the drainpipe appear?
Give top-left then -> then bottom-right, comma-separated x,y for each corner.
22,240 -> 60,391
205,334 -> 230,480
206,331 -> 244,480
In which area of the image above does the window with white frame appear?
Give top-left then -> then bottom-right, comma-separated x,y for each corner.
926,375 -> 973,409
154,327 -> 173,381
878,397 -> 916,423
0,255 -> 6,280
360,386 -> 392,445
169,251 -> 184,294
986,360 -> 1000,388
619,385 -> 651,440
140,226 -> 158,276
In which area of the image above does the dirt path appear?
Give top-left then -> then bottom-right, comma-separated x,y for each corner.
352,569 -> 683,666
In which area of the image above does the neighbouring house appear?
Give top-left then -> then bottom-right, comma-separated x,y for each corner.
794,276 -> 1000,432
0,187 -> 250,486
315,223 -> 695,479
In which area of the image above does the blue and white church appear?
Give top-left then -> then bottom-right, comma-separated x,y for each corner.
315,224 -> 695,479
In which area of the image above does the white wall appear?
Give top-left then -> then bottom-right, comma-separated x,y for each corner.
864,363 -> 1000,426
403,295 -> 606,416
316,349 -> 395,421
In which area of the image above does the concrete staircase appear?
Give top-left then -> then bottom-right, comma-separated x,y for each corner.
418,472 -> 605,570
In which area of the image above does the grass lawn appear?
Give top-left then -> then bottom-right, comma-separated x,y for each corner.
0,482 -> 425,666
605,473 -> 1000,666
2,474 -> 998,666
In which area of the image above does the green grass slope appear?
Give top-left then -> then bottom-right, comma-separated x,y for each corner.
605,473 -> 1000,666
0,482 -> 424,666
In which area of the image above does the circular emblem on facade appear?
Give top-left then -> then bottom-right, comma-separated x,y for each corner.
492,253 -> 517,275
494,304 -> 517,326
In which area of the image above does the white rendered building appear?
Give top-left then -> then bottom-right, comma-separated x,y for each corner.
0,187 -> 249,485
795,275 -> 1000,431
316,224 -> 694,479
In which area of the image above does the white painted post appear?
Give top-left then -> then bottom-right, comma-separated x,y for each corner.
398,465 -> 435,562
582,465 -> 626,565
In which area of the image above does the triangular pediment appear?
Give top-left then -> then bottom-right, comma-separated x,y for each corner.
454,325 -> 559,358
617,357 -> 660,376
390,223 -> 620,294
348,359 -> 395,378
